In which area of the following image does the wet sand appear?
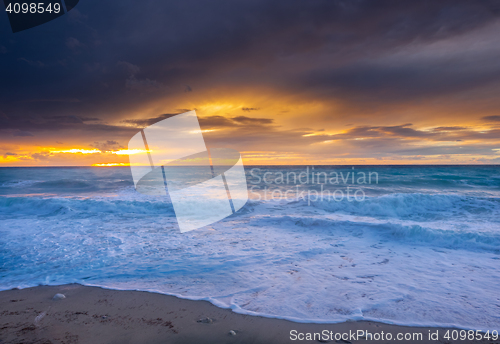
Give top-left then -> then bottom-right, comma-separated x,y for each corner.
0,284 -> 493,344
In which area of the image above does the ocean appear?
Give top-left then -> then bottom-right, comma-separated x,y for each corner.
0,166 -> 499,330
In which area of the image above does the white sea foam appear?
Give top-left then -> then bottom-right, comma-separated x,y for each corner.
0,167 -> 499,330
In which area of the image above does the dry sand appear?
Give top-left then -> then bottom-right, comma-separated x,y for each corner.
0,284 -> 494,344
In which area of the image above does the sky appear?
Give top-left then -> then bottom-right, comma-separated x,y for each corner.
1,0 -> 500,166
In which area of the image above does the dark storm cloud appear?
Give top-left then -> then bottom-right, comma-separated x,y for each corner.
325,124 -> 436,140
66,37 -> 84,50
121,113 -> 182,127
198,116 -> 233,128
432,127 -> 468,131
51,115 -> 99,123
301,55 -> 500,101
395,144 -> 500,156
31,152 -> 51,160
326,124 -> 500,142
0,113 -> 137,135
17,57 -> 45,67
482,115 -> 500,122
231,116 -> 273,125
2,0 -> 499,121
25,98 -> 81,103
201,115 -> 275,128
379,124 -> 437,138
457,128 -> 500,140
13,131 -> 34,137
90,140 -> 124,151
121,113 -> 275,129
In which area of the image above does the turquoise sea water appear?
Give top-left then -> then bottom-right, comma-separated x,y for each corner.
0,166 -> 499,329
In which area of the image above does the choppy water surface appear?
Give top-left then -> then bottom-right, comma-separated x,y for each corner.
1,166 -> 499,329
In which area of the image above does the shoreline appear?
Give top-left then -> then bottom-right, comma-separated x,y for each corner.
0,284 -> 495,344
1,283 -> 486,331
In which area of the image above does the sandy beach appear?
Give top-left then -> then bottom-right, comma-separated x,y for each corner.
0,284 -> 494,344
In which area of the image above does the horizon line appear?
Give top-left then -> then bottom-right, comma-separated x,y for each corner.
0,164 -> 499,168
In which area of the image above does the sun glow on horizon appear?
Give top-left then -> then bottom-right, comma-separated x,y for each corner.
188,129 -> 218,134
50,148 -> 101,154
111,149 -> 149,155
92,162 -> 131,167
